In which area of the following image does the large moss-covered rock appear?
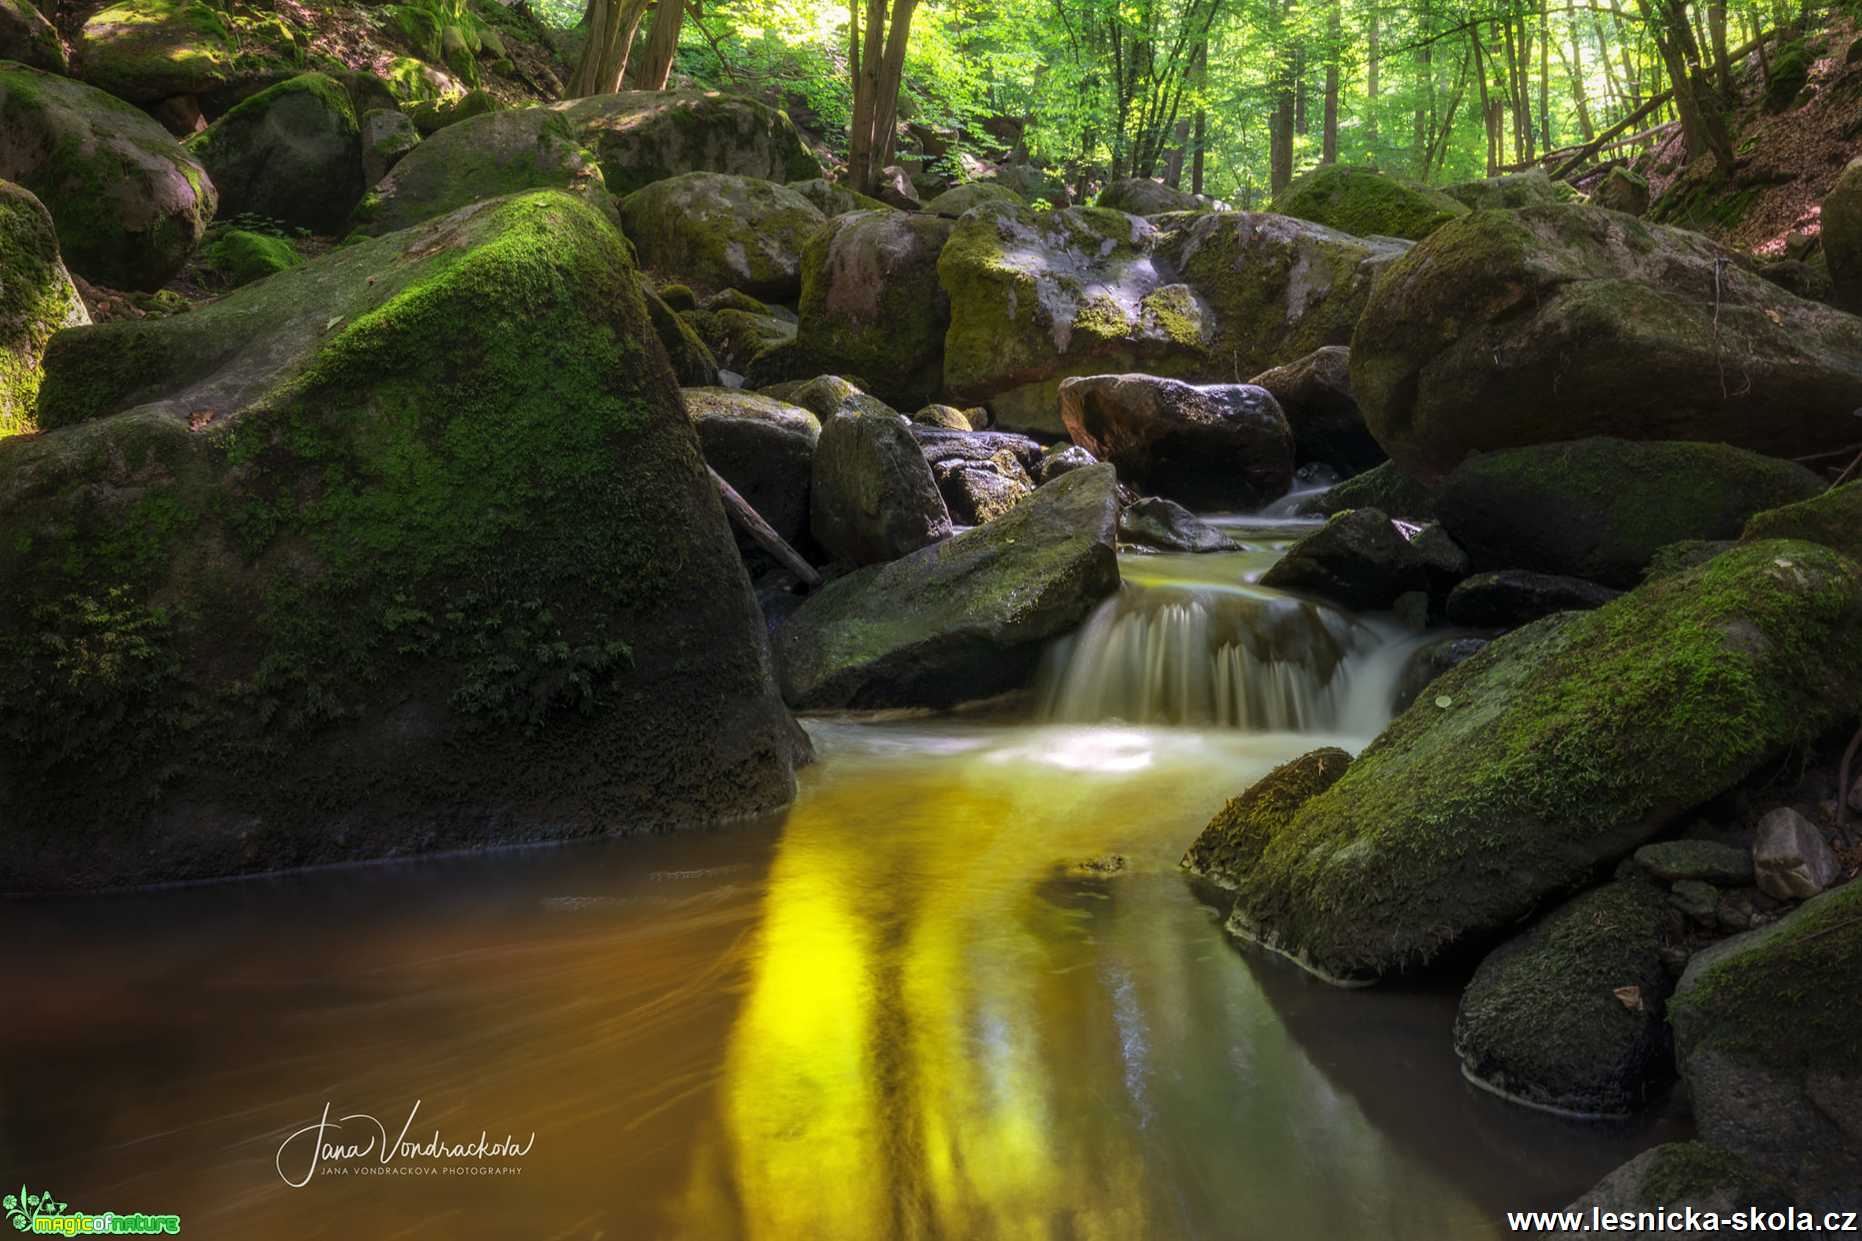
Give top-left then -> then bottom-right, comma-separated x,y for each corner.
0,181 -> 88,438
644,287 -> 718,386
1824,157 -> 1862,312
1453,879 -> 1674,1117
939,202 -> 1214,433
0,191 -> 808,892
686,386 -> 819,552
1182,747 -> 1351,889
1097,177 -> 1204,215
1547,1142 -> 1793,1239
1220,540 -> 1862,983
1352,205 -> 1862,482
0,0 -> 66,72
1273,165 -> 1468,241
1442,169 -> 1575,211
1670,880 -> 1862,1206
1741,481 -> 1862,561
1592,166 -> 1650,216
1437,438 -> 1826,587
618,172 -> 823,301
1160,211 -> 1409,383
774,209 -> 954,410
1058,373 -> 1294,509
185,73 -> 362,234
352,105 -> 609,235
1302,460 -> 1439,519
361,108 -> 419,185
78,0 -> 235,103
0,64 -> 216,291
686,304 -> 793,371
559,90 -> 820,198
775,464 -> 1119,709
809,402 -> 951,566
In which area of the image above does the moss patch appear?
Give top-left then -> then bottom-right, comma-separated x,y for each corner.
1273,164 -> 1469,241
1182,747 -> 1351,888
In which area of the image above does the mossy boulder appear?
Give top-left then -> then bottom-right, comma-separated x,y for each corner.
0,64 -> 216,291
185,73 -> 362,234
1259,507 -> 1425,610
198,227 -> 300,287
1249,346 -> 1382,473
0,191 -> 808,892
775,464 -> 1119,709
1302,460 -> 1439,520
1670,880 -> 1862,1205
1453,879 -> 1674,1117
1351,205 -> 1862,482
617,172 -> 824,302
779,208 -> 953,410
939,202 -> 1214,433
643,287 -> 717,386
1763,41 -> 1811,113
1437,438 -> 1826,588
808,401 -> 951,567
1740,481 -> 1862,561
1160,211 -> 1410,384
1443,569 -> 1620,628
1058,373 -> 1294,509
1823,157 -> 1862,312
352,106 -> 609,236
1220,539 -> 1862,983
407,87 -> 497,136
785,178 -> 885,217
1548,1142 -> 1792,1237
0,0 -> 67,72
1273,165 -> 1468,241
685,305 -> 794,372
1097,177 -> 1204,215
1592,166 -> 1650,217
1442,169 -> 1576,211
77,0 -> 234,103
1182,747 -> 1351,888
686,386 -> 819,554
559,90 -> 820,199
361,108 -> 420,185
923,182 -> 1024,217
0,181 -> 88,438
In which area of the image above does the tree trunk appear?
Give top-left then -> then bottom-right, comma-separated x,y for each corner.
847,0 -> 920,197
624,0 -> 684,90
569,0 -> 652,98
1367,6 -> 1379,145
1708,0 -> 1731,94
1321,0 -> 1340,162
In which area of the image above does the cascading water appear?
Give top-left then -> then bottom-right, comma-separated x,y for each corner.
1036,517 -> 1436,736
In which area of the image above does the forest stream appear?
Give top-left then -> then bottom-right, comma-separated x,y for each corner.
0,518 -> 1689,1240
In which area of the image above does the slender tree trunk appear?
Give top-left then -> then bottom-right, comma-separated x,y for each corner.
1538,0 -> 1552,152
1271,0 -> 1296,193
569,0 -> 653,97
847,0 -> 920,196
624,0 -> 684,90
1566,0 -> 1596,141
1708,0 -> 1731,93
1367,5 -> 1379,145
1321,0 -> 1340,162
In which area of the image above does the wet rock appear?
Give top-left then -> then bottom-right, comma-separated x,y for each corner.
1259,508 -> 1423,610
1096,177 -> 1204,215
1444,570 -> 1621,628
775,464 -> 1120,709
1352,205 -> 1862,481
1183,748 -> 1352,889
1058,374 -> 1294,510
1751,808 -> 1841,900
361,108 -> 420,185
1437,438 -> 1825,588
1248,346 -> 1382,474
1453,879 -> 1673,1116
1038,444 -> 1099,484
0,182 -> 89,439
619,173 -> 824,302
0,64 -> 217,291
687,387 -> 821,553
1546,1142 -> 1792,1239
936,454 -> 1032,525
1301,461 -> 1440,520
1592,166 -> 1650,216
1391,636 -> 1489,714
1633,840 -> 1755,886
0,191 -> 808,892
809,404 -> 952,566
1670,881 -> 1862,1205
1119,497 -> 1229,553
1217,540 -> 1862,983
1273,164 -> 1468,241
1406,522 -> 1470,597
186,73 -> 363,234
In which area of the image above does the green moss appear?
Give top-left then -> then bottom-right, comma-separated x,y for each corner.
0,183 -> 84,439
1273,164 -> 1469,241
1637,1142 -> 1788,1207
1226,539 -> 1862,980
1308,461 -> 1439,519
1671,878 -> 1862,1067
1764,42 -> 1811,112
77,0 -> 236,102
200,229 -> 302,287
1181,747 -> 1351,888
1741,482 -> 1862,560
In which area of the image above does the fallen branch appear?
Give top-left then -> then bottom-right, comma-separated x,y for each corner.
709,465 -> 821,589
1837,721 -> 1860,848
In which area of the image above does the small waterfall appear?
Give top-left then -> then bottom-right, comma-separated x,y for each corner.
1037,567 -> 1429,735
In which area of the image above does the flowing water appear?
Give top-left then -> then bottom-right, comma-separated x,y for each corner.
0,518 -> 1683,1240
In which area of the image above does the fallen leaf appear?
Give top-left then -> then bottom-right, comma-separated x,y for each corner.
1613,985 -> 1643,1011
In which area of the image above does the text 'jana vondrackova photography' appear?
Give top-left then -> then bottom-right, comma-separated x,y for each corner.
1,0 -> 1860,1235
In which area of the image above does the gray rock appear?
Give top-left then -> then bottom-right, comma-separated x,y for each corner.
1248,345 -> 1383,473
1445,569 -> 1622,628
1058,374 -> 1294,510
1634,840 -> 1755,886
911,404 -> 972,430
0,0 -> 67,72
619,173 -> 825,302
1095,177 -> 1204,214
686,387 -> 821,552
1453,880 -> 1674,1116
1827,157 -> 1862,311
775,464 -> 1120,709
923,182 -> 1025,217
1302,460 -> 1440,520
1119,496 -> 1229,553
1752,807 -> 1841,900
1592,166 -> 1650,216
785,178 -> 881,216
1406,522 -> 1470,596
1391,636 -> 1489,714
1259,508 -> 1423,610
809,405 -> 952,566
561,90 -> 820,197
362,108 -> 420,185
1670,879 -> 1722,925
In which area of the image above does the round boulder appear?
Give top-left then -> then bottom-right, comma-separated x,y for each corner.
619,173 -> 825,302
810,405 -> 952,566
185,73 -> 363,234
